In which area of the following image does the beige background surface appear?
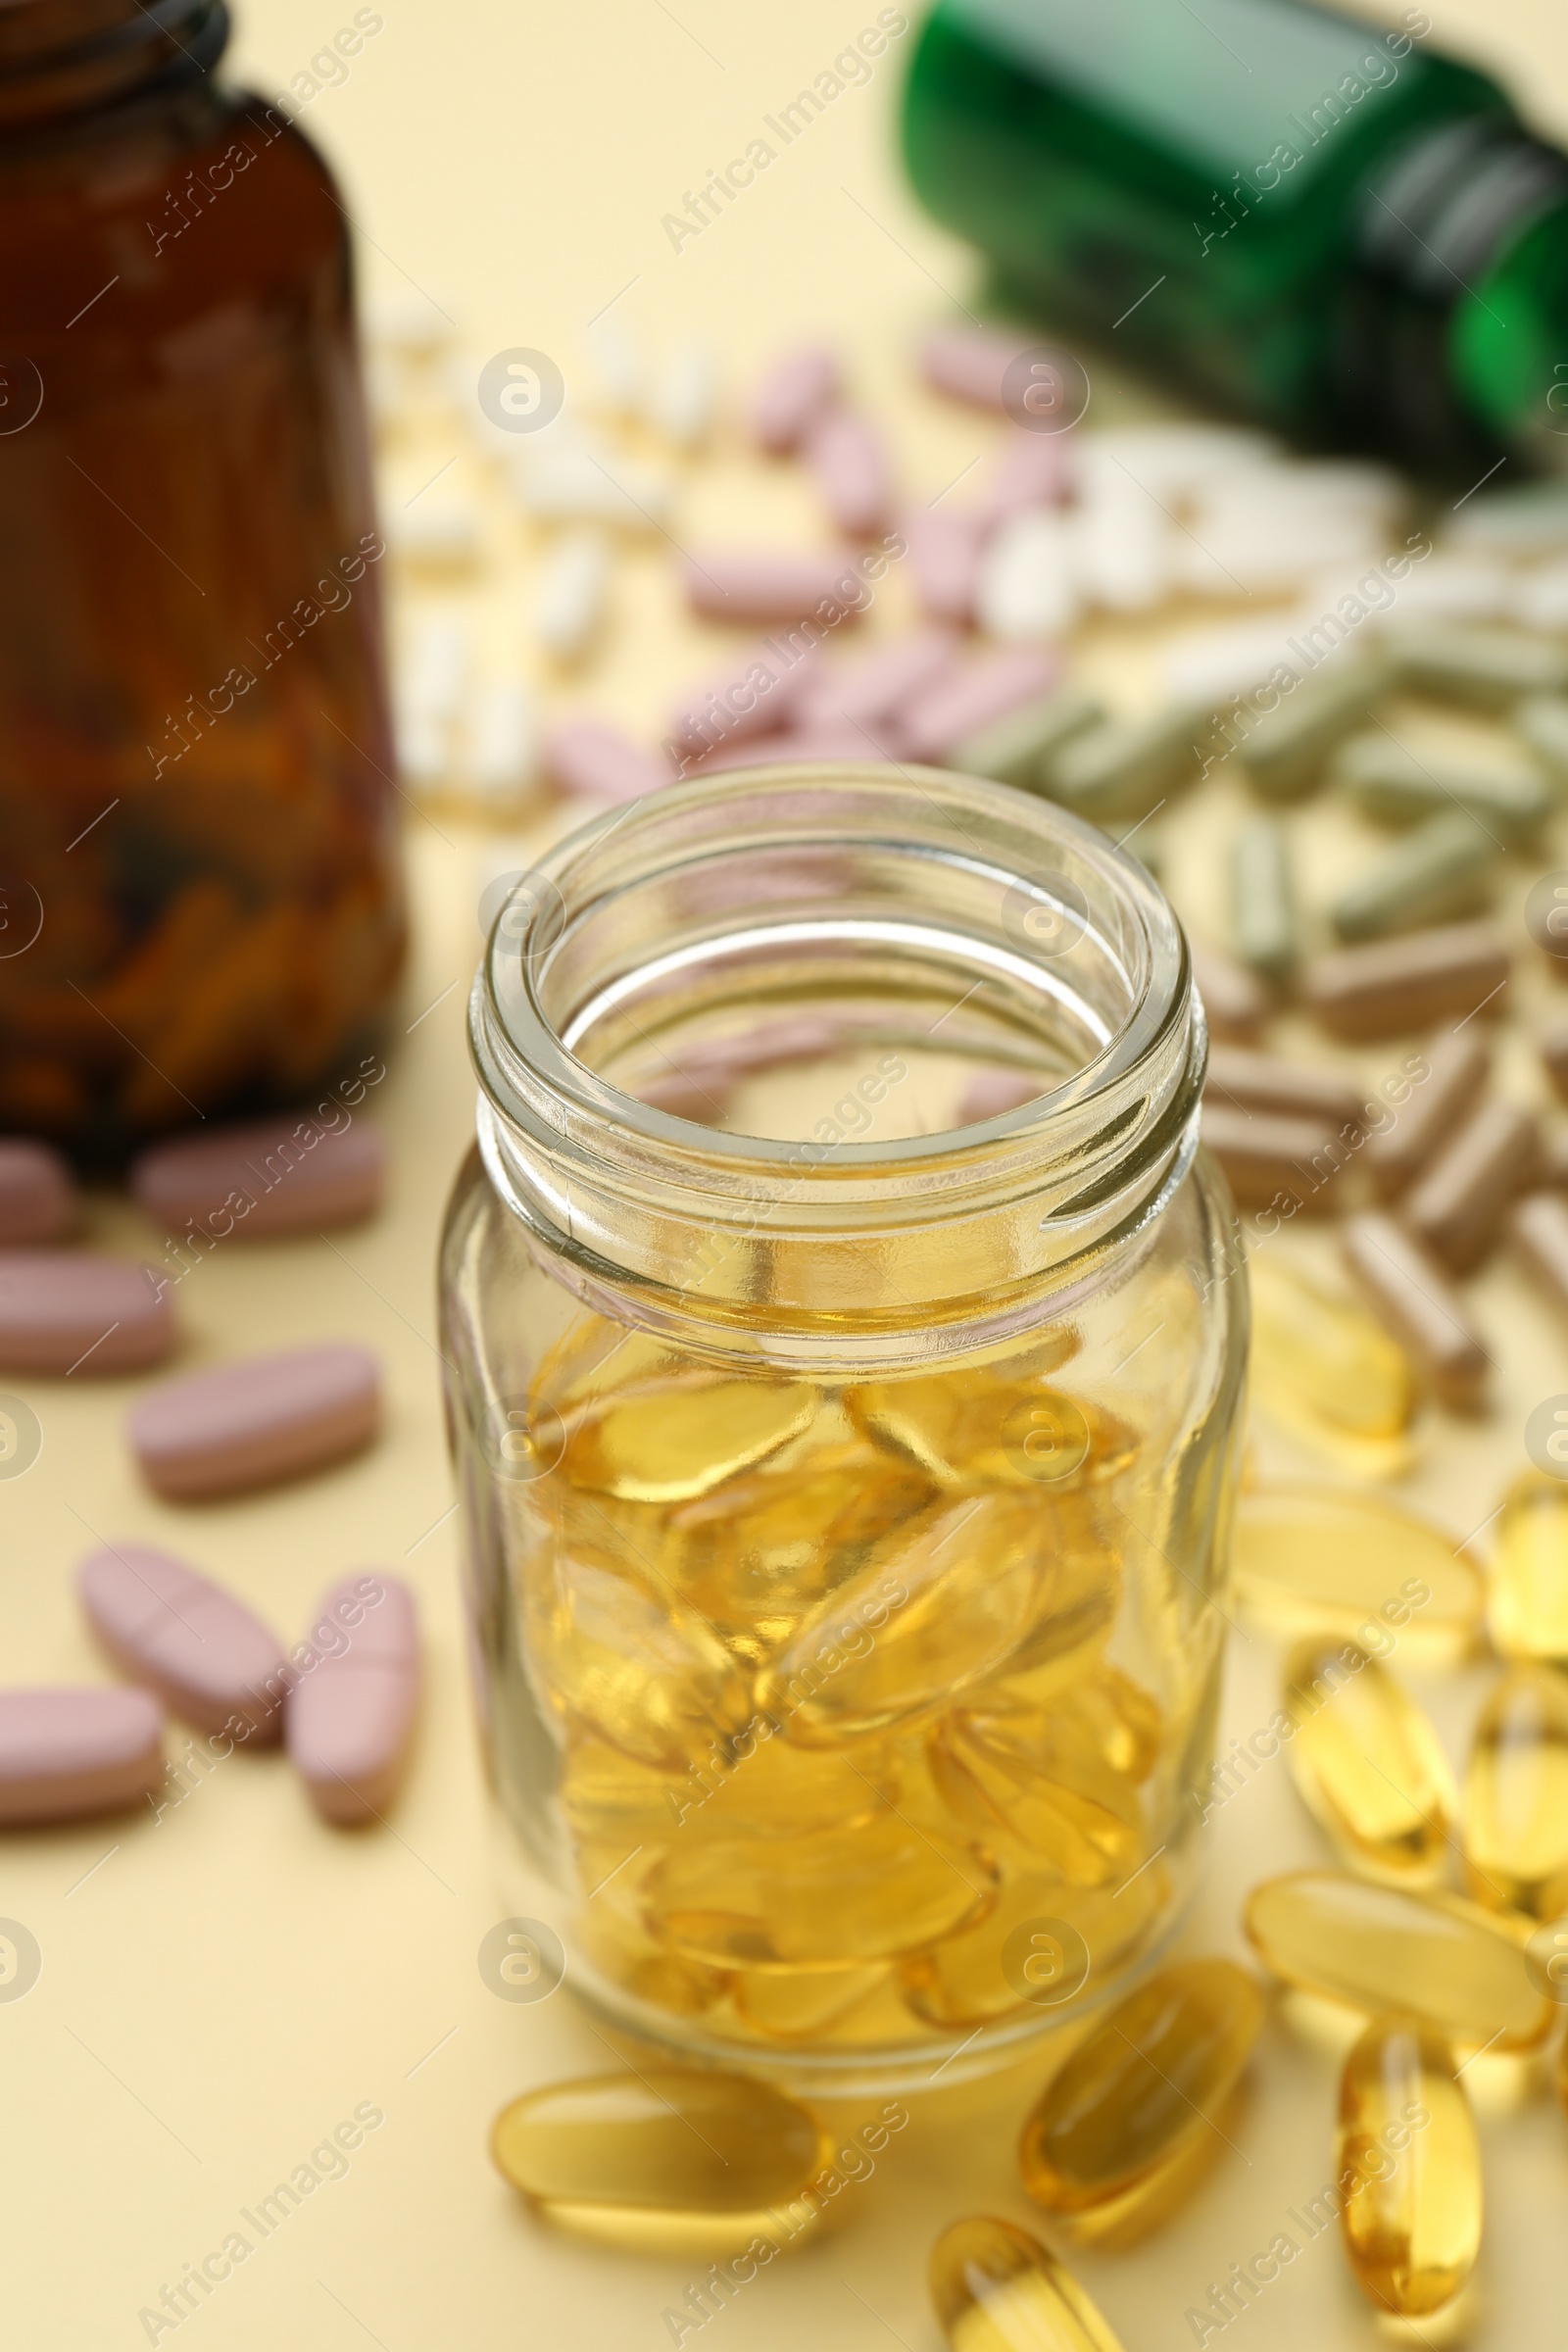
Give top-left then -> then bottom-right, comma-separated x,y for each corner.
6,2 -> 1568,2346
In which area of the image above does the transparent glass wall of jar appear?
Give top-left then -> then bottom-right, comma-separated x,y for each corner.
440,764 -> 1247,2091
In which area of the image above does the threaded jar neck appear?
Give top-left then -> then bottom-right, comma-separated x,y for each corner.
0,0 -> 227,131
469,763 -> 1203,1373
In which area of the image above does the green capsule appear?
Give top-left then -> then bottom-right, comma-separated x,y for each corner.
1386,621 -> 1568,709
1047,707 -> 1200,823
929,2215 -> 1127,2352
1236,655 -> 1388,802
1336,732 -> 1553,841
1229,814 -> 1297,979
1332,810 -> 1501,942
952,688 -> 1104,791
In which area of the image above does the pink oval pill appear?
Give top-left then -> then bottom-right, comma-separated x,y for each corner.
806,408 -> 894,539
126,1342 -> 381,1501
982,427 -> 1071,521
132,1117 -> 386,1241
544,721 -> 671,807
287,1572 -> 420,1824
750,342 -> 840,453
668,641 -> 818,758
919,325 -> 1029,411
691,727 -> 899,775
77,1544 -> 291,1740
900,647 -> 1062,764
798,629 -> 958,734
900,506 -> 986,627
0,1687 -> 164,1823
0,1139 -> 76,1245
683,550 -> 868,626
0,1250 -> 177,1376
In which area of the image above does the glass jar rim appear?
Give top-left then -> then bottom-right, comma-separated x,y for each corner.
469,760 -> 1204,1363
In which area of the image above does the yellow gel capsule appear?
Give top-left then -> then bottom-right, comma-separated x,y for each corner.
929,2215 -> 1127,2352
491,2070 -> 828,2252
758,1492 -> 1046,1743
848,1362 -> 1131,1494
903,1863 -> 1168,2030
645,1813 -> 995,1970
929,1712 -> 1143,1887
1248,1255 -> 1416,1476
1488,1473 -> 1568,1660
1463,1663 -> 1568,1916
1231,1487 -> 1482,1661
1282,1638 -> 1457,1884
565,1375 -> 818,1502
525,1548 -> 753,1772
1017,1959 -> 1264,2241
1336,2018 -> 1481,2318
1245,1870 -> 1551,2050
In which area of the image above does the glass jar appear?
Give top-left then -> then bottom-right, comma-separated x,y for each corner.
441,763 -> 1247,2089
0,0 -> 404,1158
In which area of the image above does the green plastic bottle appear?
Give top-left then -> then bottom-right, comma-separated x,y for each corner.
902,0 -> 1568,475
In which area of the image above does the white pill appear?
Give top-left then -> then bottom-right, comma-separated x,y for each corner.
461,681 -> 537,803
1510,560 -> 1568,632
1072,423 -> 1279,500
1178,504 -> 1383,594
402,612 -> 471,721
647,339 -> 717,449
975,509 -> 1079,641
1074,482 -> 1170,612
533,529 -> 611,661
1387,555 -> 1512,619
387,495 -> 481,566
1447,480 -> 1568,557
1162,616 -> 1313,705
512,445 -> 671,530
393,706 -> 449,790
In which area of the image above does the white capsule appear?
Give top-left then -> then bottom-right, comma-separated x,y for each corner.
461,680 -> 536,804
1162,617 -> 1308,706
511,444 -> 671,530
1184,481 -> 1386,593
975,509 -> 1079,641
393,705 -> 449,790
647,339 -> 717,449
1446,480 -> 1568,557
533,529 -> 611,662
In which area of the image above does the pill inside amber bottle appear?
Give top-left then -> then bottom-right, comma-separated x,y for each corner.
1463,1663 -> 1568,1918
1488,1474 -> 1568,1661
1244,1871 -> 1551,2051
929,2214 -> 1126,2352
1282,1638 -> 1456,1884
490,2070 -> 827,2251
1337,2017 -> 1481,2318
1016,1959 -> 1263,2241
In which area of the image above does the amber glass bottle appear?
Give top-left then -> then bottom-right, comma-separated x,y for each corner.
0,0 -> 404,1157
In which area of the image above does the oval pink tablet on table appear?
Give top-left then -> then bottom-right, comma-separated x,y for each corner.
690,726 -> 900,774
982,427 -> 1072,521
0,1251 -> 177,1376
126,1343 -> 381,1501
131,1117 -> 385,1241
0,1687 -> 164,1823
900,507 -> 986,627
0,1140 -> 76,1246
900,647 -> 1062,764
77,1544 -> 291,1740
287,1572 -> 420,1824
919,324 -> 1029,411
806,408 -> 894,539
544,720 -> 670,807
683,550 -> 866,626
750,342 -> 840,453
797,629 -> 958,734
668,641 -> 817,759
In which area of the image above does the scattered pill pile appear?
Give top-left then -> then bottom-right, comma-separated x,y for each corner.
0,1115 -> 420,1831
